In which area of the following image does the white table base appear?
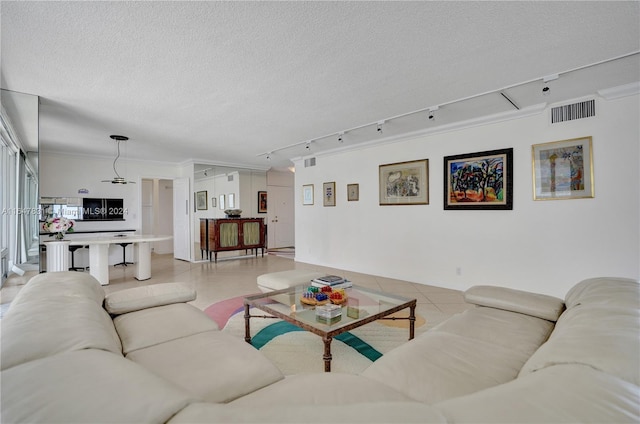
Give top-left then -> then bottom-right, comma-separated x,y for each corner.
45,241 -> 70,272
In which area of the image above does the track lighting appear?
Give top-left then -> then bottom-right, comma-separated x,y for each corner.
338,132 -> 344,143
204,170 -> 208,176
305,141 -> 312,151
377,121 -> 385,134
428,106 -> 439,121
542,74 -> 558,96
266,153 -> 271,160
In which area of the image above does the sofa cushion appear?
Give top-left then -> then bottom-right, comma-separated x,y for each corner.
464,285 -> 565,322
436,364 -> 640,423
257,270 -> 326,292
1,297 -> 123,371
0,349 -> 194,424
113,302 -> 219,354
168,402 -> 448,423
431,306 -> 555,354
126,330 -> 284,403
362,307 -> 554,404
104,282 -> 197,315
230,373 -> 414,407
564,277 -> 639,309
519,304 -> 640,385
8,271 -> 105,309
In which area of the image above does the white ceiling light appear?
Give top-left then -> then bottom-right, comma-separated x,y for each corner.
101,135 -> 135,184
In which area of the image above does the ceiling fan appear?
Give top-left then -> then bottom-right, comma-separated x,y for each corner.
102,135 -> 136,184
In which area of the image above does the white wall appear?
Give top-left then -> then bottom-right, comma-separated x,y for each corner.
40,152 -> 181,232
294,94 -> 640,298
39,152 -> 181,264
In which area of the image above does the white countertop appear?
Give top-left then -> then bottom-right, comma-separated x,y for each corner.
43,235 -> 172,245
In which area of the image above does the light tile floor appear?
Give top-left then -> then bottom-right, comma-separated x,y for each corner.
0,252 -> 473,331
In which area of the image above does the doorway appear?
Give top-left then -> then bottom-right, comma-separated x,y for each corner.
141,178 -> 174,255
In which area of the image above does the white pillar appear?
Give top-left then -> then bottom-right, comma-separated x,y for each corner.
45,241 -> 70,272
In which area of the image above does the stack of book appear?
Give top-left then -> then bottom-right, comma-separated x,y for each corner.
311,275 -> 352,289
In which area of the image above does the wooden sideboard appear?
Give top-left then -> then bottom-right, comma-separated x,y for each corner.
199,218 -> 266,262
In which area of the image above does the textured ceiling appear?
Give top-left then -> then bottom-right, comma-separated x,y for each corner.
1,1 -> 639,170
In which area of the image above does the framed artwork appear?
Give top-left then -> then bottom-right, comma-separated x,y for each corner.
228,193 -> 235,208
379,159 -> 429,205
444,148 -> 513,210
219,194 -> 225,210
532,136 -> 594,200
302,184 -> 314,205
211,197 -> 217,208
347,183 -> 359,201
196,191 -> 208,210
258,191 -> 267,213
323,182 -> 336,206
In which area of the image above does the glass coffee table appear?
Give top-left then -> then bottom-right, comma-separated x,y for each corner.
244,284 -> 417,372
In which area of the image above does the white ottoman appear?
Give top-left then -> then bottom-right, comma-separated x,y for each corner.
257,270 -> 326,293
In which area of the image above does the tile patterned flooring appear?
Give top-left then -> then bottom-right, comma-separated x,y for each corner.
0,253 -> 473,330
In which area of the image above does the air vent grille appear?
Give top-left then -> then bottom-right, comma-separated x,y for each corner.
227,175 -> 234,182
551,99 -> 595,123
304,158 -> 316,167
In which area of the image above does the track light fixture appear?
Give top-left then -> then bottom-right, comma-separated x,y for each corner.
428,106 -> 439,121
377,121 -> 385,134
338,132 -> 344,143
266,153 -> 272,160
305,141 -> 312,151
542,74 -> 558,96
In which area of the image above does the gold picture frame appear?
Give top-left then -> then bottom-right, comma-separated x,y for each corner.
347,183 -> 359,201
379,159 -> 429,205
302,184 -> 314,205
323,182 -> 336,207
532,136 -> 594,200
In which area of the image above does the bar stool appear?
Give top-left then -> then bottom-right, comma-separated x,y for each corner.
114,243 -> 133,267
68,245 -> 86,272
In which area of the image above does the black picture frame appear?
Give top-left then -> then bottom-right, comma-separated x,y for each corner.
258,191 -> 267,213
443,148 -> 513,210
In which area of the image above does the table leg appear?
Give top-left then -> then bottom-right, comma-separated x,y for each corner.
135,242 -> 151,281
409,303 -> 416,340
244,304 -> 252,344
88,243 -> 109,286
323,336 -> 333,372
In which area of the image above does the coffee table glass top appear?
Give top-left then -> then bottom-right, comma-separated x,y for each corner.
244,283 -> 415,334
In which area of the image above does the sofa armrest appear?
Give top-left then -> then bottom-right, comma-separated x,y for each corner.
464,285 -> 565,322
105,283 -> 196,315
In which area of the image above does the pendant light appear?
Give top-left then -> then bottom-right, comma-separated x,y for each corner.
101,135 -> 135,184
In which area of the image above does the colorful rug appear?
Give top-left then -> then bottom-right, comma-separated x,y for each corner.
204,296 -> 425,375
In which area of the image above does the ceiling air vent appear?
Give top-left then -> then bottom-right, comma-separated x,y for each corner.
551,99 -> 595,123
304,157 -> 316,167
227,175 -> 234,182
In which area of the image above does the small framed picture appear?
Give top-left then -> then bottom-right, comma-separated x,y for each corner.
219,194 -> 225,210
258,191 -> 267,213
302,184 -> 314,205
347,183 -> 359,201
211,197 -> 217,208
323,182 -> 336,207
532,136 -> 594,200
443,148 -> 513,210
228,193 -> 235,208
196,191 -> 208,210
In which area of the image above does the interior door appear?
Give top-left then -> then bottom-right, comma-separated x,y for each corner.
268,186 -> 294,249
172,177 -> 191,261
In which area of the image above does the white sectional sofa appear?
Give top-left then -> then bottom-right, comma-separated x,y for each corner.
1,271 -> 638,423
